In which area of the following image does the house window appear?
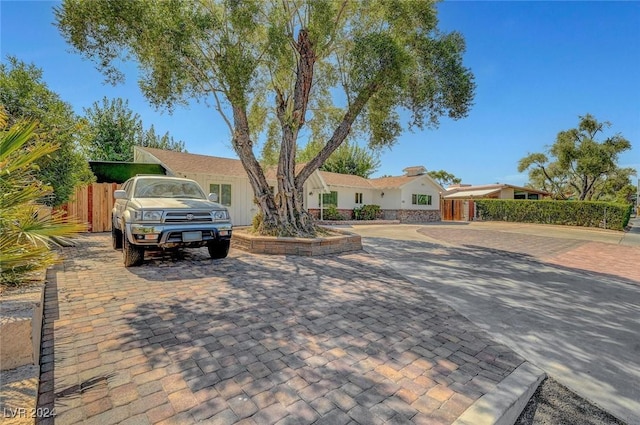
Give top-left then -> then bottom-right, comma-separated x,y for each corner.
319,191 -> 338,207
355,192 -> 363,204
210,183 -> 232,206
528,193 -> 539,200
411,194 -> 432,205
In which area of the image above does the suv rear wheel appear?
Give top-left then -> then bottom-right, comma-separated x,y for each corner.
123,232 -> 144,267
208,240 -> 230,259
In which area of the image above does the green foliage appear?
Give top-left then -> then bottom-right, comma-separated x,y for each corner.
251,211 -> 263,233
427,170 -> 461,187
322,205 -> 343,221
0,113 -> 87,288
78,97 -> 185,162
475,199 -> 632,231
89,162 -> 165,183
296,140 -> 381,178
0,56 -> 94,206
518,114 -> 634,201
56,0 -> 475,235
353,204 -> 381,220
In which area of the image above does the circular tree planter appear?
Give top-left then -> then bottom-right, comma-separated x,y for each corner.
231,227 -> 362,256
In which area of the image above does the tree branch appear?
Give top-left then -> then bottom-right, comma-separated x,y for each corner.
295,78 -> 381,186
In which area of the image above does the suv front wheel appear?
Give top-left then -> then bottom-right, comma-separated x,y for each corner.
123,231 -> 144,267
208,240 -> 230,259
112,224 -> 122,250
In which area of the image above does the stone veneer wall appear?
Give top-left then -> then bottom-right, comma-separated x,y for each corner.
309,208 -> 441,223
385,209 -> 441,223
232,228 -> 362,256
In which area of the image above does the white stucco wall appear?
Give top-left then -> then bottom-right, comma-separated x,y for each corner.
399,177 -> 441,210
373,189 -> 401,210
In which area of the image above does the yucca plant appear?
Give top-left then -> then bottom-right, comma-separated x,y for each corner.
0,109 -> 86,288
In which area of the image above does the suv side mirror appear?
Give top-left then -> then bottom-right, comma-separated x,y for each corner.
208,193 -> 218,202
114,190 -> 128,200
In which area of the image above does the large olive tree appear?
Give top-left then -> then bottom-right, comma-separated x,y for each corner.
56,0 -> 475,236
518,114 -> 633,201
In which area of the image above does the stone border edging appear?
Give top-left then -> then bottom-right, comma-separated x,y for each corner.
231,226 -> 362,256
315,219 -> 401,226
453,361 -> 546,425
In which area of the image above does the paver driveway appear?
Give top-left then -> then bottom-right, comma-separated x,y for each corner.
347,223 -> 640,425
37,234 -> 525,425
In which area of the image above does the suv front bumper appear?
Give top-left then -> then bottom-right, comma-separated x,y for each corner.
125,222 -> 232,248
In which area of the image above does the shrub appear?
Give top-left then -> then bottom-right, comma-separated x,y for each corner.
353,204 -> 381,220
474,199 -> 632,231
0,112 -> 86,287
322,205 -> 343,220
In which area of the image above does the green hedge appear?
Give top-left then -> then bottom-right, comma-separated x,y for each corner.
89,162 -> 166,183
474,199 -> 632,231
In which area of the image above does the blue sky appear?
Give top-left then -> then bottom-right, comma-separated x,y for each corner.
2,1 -> 639,185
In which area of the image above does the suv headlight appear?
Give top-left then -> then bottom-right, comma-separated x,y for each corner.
212,210 -> 229,220
134,210 -> 163,221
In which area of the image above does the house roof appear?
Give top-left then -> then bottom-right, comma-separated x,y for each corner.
136,147 -> 445,193
319,171 -> 373,189
443,183 -> 549,199
370,175 -> 440,190
136,147 -> 248,177
442,188 -> 502,199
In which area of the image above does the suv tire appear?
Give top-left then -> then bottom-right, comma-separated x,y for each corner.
123,231 -> 144,267
112,225 -> 122,250
208,240 -> 230,259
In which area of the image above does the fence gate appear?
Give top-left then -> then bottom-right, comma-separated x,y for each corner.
441,199 -> 466,221
63,183 -> 119,232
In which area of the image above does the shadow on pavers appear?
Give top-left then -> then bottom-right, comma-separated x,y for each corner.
38,233 -> 533,424
361,236 -> 639,424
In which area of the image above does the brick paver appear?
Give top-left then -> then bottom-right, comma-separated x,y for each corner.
36,234 -> 524,424
417,227 -> 639,284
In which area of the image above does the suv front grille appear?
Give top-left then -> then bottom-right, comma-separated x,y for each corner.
164,212 -> 212,223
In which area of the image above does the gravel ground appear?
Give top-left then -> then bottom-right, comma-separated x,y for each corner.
516,378 -> 628,425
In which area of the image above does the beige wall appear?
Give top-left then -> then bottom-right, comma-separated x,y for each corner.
499,187 -> 515,199
399,177 -> 441,210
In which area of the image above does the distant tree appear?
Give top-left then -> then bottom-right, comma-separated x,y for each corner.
139,124 -> 186,153
293,140 -> 380,178
427,169 -> 461,187
518,114 -> 634,201
0,56 -> 94,205
57,0 -> 475,236
79,97 -> 185,162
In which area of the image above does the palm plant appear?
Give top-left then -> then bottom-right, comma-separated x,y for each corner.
0,109 -> 86,288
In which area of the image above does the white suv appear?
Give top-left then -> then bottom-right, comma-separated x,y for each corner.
111,175 -> 232,266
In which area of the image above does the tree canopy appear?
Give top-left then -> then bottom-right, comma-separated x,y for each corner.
293,140 -> 380,178
56,0 -> 475,235
79,97 -> 186,162
0,56 -> 94,206
518,114 -> 634,201
427,169 -> 461,187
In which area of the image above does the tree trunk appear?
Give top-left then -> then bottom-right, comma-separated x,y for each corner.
232,30 -> 318,237
232,29 -> 383,237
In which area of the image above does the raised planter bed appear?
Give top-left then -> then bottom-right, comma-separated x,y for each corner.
231,227 -> 362,256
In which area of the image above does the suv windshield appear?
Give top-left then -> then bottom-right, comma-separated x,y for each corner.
134,178 -> 206,199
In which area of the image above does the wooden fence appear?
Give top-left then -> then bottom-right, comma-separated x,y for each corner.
62,183 -> 119,232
